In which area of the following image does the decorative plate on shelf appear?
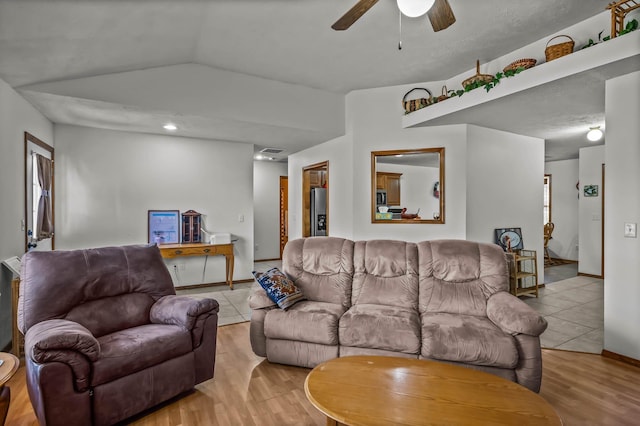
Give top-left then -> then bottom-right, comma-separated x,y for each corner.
495,227 -> 524,252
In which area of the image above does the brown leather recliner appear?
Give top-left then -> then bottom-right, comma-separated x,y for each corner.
18,244 -> 219,426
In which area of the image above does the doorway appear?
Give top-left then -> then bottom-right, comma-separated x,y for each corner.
279,176 -> 288,258
24,132 -> 55,252
302,161 -> 328,237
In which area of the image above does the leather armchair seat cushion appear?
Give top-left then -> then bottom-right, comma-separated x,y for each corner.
264,301 -> 345,346
339,304 -> 420,354
92,324 -> 191,386
421,312 -> 518,369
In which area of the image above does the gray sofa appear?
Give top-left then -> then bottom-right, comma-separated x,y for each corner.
249,237 -> 548,392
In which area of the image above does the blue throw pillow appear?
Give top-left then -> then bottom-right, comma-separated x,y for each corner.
252,267 -> 305,310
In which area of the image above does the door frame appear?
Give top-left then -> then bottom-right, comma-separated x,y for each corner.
279,175 -> 288,259
24,132 -> 55,252
302,161 -> 329,237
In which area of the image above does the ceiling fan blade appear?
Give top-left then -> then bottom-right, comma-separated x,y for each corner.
332,0 -> 379,31
428,0 -> 456,32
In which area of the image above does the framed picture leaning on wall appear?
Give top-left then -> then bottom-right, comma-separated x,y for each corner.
494,227 -> 524,252
148,210 -> 180,244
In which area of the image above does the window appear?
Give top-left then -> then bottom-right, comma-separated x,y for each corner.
32,154 -> 41,233
24,132 -> 55,251
543,174 -> 551,224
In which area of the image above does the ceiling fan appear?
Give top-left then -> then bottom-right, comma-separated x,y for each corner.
332,0 -> 456,32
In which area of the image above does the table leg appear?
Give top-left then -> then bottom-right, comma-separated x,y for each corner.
0,386 -> 10,426
326,417 -> 338,426
226,253 -> 235,290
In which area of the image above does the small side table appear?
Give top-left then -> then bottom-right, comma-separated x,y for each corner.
0,352 -> 19,426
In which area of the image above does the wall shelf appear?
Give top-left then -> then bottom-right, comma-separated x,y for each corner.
402,31 -> 640,130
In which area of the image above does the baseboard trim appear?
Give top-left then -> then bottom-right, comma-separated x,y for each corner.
549,257 -> 578,264
602,349 -> 640,368
176,278 -> 253,291
578,272 -> 603,279
255,257 -> 282,262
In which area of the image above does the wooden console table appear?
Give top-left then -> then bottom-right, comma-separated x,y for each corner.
158,243 -> 235,289
10,279 -> 23,358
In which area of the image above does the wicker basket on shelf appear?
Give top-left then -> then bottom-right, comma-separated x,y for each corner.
437,85 -> 449,102
461,60 -> 494,88
402,88 -> 433,113
503,58 -> 537,73
545,35 -> 574,62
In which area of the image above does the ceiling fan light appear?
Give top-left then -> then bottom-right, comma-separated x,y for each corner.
397,0 -> 435,18
587,127 -> 603,142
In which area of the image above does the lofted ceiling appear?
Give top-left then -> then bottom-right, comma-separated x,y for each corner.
0,0 -> 615,161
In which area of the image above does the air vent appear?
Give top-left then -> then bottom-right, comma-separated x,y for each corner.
260,148 -> 284,154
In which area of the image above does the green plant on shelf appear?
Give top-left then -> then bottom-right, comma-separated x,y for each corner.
582,19 -> 638,50
447,66 -> 526,99
404,65 -> 528,114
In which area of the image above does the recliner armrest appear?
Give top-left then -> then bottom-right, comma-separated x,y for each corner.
25,319 -> 100,392
150,295 -> 219,330
249,285 -> 277,310
486,292 -> 548,337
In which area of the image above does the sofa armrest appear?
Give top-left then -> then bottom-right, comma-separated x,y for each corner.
249,284 -> 277,310
25,319 -> 100,392
486,292 -> 548,337
150,295 -> 219,330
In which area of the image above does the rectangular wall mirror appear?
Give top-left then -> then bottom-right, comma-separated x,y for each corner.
371,147 -> 444,224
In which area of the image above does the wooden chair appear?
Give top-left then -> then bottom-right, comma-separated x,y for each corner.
544,222 -> 555,264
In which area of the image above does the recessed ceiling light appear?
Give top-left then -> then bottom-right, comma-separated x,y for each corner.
395,154 -> 404,158
587,126 -> 603,142
163,123 -> 177,131
255,154 -> 264,160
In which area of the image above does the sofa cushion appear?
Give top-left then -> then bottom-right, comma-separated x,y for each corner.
264,301 -> 345,345
421,312 -> 518,369
283,237 -> 354,308
92,324 -> 192,386
65,293 -> 155,338
19,244 -> 175,334
352,240 -> 419,308
340,304 -> 421,354
252,268 -> 306,309
418,240 -> 509,316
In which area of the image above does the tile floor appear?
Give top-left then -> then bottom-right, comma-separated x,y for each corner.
522,263 -> 604,353
179,260 -> 604,354
176,260 -> 281,326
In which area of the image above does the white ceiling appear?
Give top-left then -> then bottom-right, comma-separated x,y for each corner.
0,0 -> 616,161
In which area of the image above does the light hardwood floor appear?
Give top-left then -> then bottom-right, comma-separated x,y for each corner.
5,322 -> 640,425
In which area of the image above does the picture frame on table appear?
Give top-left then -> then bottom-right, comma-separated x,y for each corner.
148,210 -> 180,244
494,227 -> 524,252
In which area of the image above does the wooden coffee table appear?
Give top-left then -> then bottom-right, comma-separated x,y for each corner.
0,352 -> 20,426
304,356 -> 562,426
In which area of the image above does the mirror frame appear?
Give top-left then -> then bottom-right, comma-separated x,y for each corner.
371,147 -> 445,224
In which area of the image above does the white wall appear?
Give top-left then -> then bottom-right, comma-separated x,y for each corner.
466,125 -> 545,281
288,134 -> 354,241
604,70 -> 640,360
578,145 -> 605,276
289,85 -> 545,250
54,125 -> 255,286
253,160 -> 287,260
545,159 -> 579,261
0,77 -> 53,350
348,86 -> 468,242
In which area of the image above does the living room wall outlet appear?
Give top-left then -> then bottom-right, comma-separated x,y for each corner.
624,223 -> 637,238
